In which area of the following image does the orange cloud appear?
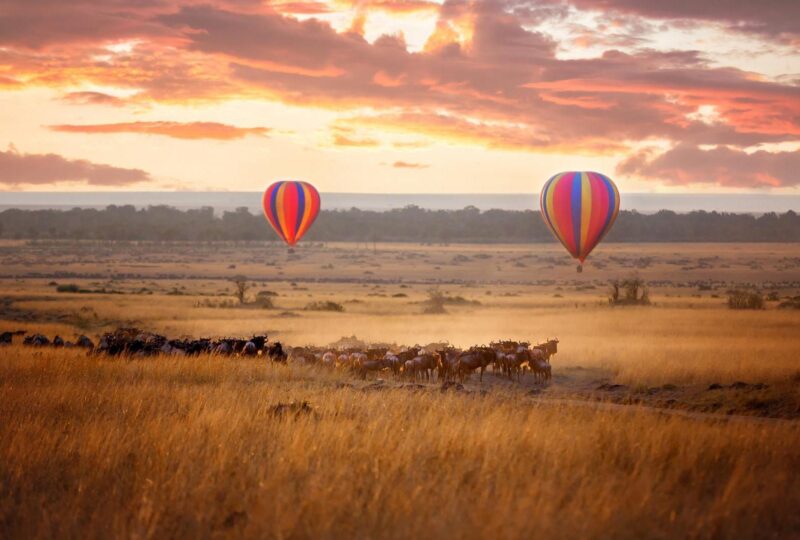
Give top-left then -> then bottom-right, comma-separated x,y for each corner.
344,113 -> 627,154
61,91 -> 127,106
392,160 -> 428,168
48,121 -> 271,140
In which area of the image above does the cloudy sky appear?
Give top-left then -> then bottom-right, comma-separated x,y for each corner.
0,0 -> 798,193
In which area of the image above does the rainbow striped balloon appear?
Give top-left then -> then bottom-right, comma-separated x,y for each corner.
262,181 -> 321,246
540,171 -> 620,264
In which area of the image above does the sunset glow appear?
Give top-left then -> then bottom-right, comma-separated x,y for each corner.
0,0 -> 798,192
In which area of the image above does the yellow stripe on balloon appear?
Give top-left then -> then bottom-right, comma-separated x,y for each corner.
545,172 -> 567,250
579,172 -> 592,259
275,182 -> 288,239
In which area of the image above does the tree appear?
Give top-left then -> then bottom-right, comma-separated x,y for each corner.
231,276 -> 250,304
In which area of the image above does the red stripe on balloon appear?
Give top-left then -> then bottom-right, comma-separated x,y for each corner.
553,173 -> 577,257
283,182 -> 299,245
584,172 -> 609,259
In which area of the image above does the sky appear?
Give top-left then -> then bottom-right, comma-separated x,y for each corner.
0,0 -> 798,194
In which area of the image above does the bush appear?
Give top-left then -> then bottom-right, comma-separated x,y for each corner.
256,296 -> 275,309
778,296 -> 800,310
56,284 -> 81,293
608,278 -> 650,306
305,301 -> 344,312
727,290 -> 764,310
423,289 -> 447,314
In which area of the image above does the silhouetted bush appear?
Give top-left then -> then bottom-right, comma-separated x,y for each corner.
727,290 -> 764,310
305,301 -> 344,312
609,278 -> 650,306
56,284 -> 81,293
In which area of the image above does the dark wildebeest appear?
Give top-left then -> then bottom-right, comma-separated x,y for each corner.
0,332 -> 12,345
536,338 -> 559,361
384,352 -> 402,376
436,349 -> 460,383
265,342 -> 287,363
76,335 -> 95,350
528,348 -> 551,383
359,357 -> 389,379
213,341 -> 233,356
502,346 -> 531,382
24,334 -> 50,347
410,353 -> 438,381
53,336 -> 64,348
455,347 -> 495,383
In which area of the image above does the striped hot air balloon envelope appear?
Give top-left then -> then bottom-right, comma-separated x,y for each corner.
262,181 -> 321,246
540,171 -> 620,268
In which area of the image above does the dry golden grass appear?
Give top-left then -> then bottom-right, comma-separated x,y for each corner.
2,241 -> 799,537
1,347 -> 799,539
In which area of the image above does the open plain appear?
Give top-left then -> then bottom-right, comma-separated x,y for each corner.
1,240 -> 799,538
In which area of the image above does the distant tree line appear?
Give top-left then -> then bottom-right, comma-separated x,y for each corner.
0,205 -> 798,242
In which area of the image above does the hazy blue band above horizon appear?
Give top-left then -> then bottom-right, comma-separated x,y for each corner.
1,192 -> 798,214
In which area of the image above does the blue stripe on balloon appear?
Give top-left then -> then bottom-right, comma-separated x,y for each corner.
603,174 -> 615,233
271,181 -> 283,239
571,172 -> 582,257
295,182 -> 306,234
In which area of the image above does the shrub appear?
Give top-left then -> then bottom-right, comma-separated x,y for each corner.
305,301 -> 345,312
56,284 -> 81,293
423,289 -> 447,314
727,290 -> 764,310
256,296 -> 275,309
608,278 -> 650,306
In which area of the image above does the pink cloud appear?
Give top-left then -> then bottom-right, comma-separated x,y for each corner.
617,144 -> 800,188
0,146 -> 151,186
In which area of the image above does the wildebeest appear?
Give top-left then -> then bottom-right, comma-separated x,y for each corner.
455,347 -> 495,383
264,342 -> 287,363
528,348 -> 551,383
76,335 -> 95,350
24,334 -> 50,347
0,331 -> 12,345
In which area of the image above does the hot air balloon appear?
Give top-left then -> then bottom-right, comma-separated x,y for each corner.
539,171 -> 620,272
262,181 -> 320,246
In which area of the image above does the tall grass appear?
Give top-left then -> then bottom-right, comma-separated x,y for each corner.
1,348 -> 798,539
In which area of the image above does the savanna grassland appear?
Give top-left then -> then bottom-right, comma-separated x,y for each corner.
1,239 -> 800,538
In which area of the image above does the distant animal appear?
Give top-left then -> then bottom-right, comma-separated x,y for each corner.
53,336 -> 64,348
213,341 -> 232,356
455,347 -> 494,383
265,342 -> 287,363
241,341 -> 257,356
0,332 -> 12,345
411,354 -> 438,381
76,335 -> 95,350
24,334 -> 50,347
322,351 -> 336,368
530,350 -> 551,383
436,349 -> 460,383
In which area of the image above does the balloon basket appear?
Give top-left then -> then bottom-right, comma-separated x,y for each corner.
576,263 -> 583,273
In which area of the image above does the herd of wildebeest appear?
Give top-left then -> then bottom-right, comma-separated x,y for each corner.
0,328 -> 557,384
